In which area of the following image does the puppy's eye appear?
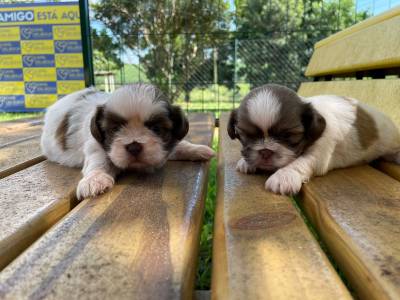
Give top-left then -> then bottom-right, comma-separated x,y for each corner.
148,124 -> 166,135
281,132 -> 292,139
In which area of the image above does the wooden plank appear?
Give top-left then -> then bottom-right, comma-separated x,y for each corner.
0,161 -> 81,270
298,79 -> 400,128
299,165 -> 400,300
211,113 -> 351,300
0,113 -> 214,300
305,6 -> 400,76
0,120 -> 42,147
0,138 -> 44,179
375,161 -> 400,182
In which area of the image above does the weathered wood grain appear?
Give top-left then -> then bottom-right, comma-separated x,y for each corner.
0,113 -> 214,300
211,113 -> 351,300
0,161 -> 81,270
0,121 -> 42,147
305,7 -> 400,76
0,138 -> 44,179
299,165 -> 400,300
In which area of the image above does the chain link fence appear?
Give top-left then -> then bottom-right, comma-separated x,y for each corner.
91,0 -> 378,116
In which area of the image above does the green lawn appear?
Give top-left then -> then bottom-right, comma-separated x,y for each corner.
175,84 -> 250,117
196,130 -> 218,289
0,112 -> 44,122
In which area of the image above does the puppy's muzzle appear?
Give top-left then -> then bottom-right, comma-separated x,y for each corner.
259,149 -> 274,160
125,141 -> 143,157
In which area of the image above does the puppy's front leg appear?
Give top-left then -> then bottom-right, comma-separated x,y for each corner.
168,140 -> 215,161
265,152 -> 330,195
76,141 -> 119,200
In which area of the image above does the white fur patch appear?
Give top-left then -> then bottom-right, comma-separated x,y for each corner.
76,169 -> 115,199
265,168 -> 303,195
106,84 -> 167,121
236,158 -> 256,174
247,89 -> 281,131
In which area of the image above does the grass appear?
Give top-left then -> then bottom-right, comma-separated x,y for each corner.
195,130 -> 218,290
175,84 -> 251,117
0,112 -> 44,122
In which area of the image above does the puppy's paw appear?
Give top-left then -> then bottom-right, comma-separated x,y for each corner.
76,170 -> 114,200
265,168 -> 303,195
236,158 -> 256,174
189,145 -> 215,161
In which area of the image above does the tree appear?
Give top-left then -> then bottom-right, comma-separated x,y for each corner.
92,28 -> 123,72
234,0 -> 369,89
92,0 -> 231,102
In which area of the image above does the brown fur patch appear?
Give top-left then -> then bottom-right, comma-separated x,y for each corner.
355,105 -> 379,149
56,113 -> 70,151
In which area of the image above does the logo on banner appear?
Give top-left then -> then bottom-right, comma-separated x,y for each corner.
54,40 -> 82,53
20,25 -> 53,40
25,82 -> 57,94
22,54 -> 55,67
57,68 -> 84,80
0,69 -> 23,81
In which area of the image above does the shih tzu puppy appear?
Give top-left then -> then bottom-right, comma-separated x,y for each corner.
41,83 -> 215,200
228,84 -> 400,195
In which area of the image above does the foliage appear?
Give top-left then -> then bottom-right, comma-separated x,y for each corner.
92,0 -> 232,102
234,0 -> 369,88
196,130 -> 218,289
92,28 -> 123,71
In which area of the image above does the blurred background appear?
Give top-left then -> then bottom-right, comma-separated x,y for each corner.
88,0 -> 399,115
0,0 -> 399,117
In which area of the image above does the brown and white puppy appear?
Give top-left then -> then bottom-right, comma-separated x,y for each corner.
41,83 -> 215,199
228,84 -> 400,195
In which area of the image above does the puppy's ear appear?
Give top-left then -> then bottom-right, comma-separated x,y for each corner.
170,105 -> 189,141
302,104 -> 326,144
90,105 -> 105,144
227,109 -> 238,140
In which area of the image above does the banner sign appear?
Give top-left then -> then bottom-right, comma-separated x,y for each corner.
0,2 -> 85,112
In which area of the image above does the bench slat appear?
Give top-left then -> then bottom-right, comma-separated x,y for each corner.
0,113 -> 213,300
376,161 -> 400,182
212,113 -> 351,300
0,119 -> 42,147
305,7 -> 400,76
298,79 -> 400,128
0,138 -> 44,179
299,166 -> 400,300
0,162 -> 80,270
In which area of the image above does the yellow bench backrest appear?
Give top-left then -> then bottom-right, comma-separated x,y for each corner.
298,6 -> 400,128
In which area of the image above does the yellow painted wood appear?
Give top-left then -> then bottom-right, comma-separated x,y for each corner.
0,161 -> 81,270
305,7 -> 400,76
0,113 -> 214,300
299,165 -> 400,300
211,113 -> 351,300
298,79 -> 400,128
375,161 -> 400,182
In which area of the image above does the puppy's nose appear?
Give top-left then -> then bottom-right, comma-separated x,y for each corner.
259,149 -> 274,160
125,142 -> 143,156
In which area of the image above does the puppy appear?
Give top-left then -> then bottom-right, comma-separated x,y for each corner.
228,84 -> 400,195
41,83 -> 215,200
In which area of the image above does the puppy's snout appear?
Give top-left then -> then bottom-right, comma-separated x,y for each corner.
259,148 -> 274,160
125,141 -> 143,156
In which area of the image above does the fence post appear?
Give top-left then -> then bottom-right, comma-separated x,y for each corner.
79,0 -> 95,87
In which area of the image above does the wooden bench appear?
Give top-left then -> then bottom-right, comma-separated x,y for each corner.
0,113 -> 214,299
213,7 -> 400,300
0,118 -> 44,179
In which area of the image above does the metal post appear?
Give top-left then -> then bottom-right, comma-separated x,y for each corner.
79,0 -> 95,86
